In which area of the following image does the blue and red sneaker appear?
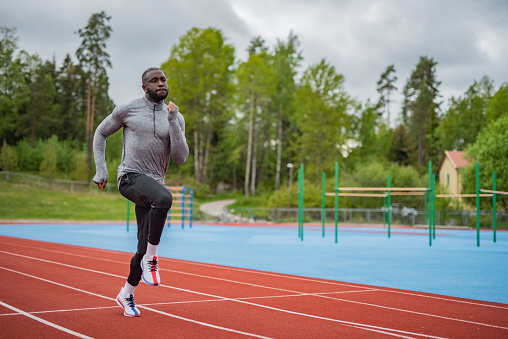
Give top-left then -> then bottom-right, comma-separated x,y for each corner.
116,288 -> 140,317
141,255 -> 160,286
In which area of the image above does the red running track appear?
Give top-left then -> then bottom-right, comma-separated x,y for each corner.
0,235 -> 507,338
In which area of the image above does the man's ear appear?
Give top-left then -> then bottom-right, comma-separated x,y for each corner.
142,84 -> 147,92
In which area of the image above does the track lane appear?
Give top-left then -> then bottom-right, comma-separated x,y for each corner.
0,256 -> 410,338
1,236 -> 508,338
0,266 -> 272,338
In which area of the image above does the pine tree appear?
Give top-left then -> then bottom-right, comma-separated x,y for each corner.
388,124 -> 412,166
75,11 -> 112,181
376,64 -> 397,127
402,56 -> 441,167
0,26 -> 29,145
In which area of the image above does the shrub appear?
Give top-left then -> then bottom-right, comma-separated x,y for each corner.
39,144 -> 58,178
0,144 -> 19,171
69,150 -> 88,181
16,138 -> 44,172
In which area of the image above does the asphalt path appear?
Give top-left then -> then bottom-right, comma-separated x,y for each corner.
199,199 -> 236,218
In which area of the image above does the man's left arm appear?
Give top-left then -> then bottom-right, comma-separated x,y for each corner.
167,101 -> 189,164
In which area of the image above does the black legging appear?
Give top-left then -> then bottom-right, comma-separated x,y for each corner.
119,172 -> 172,286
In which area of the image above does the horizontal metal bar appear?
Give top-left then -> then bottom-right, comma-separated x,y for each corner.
337,187 -> 429,192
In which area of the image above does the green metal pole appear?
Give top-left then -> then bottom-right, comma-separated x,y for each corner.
432,174 -> 436,239
298,168 -> 301,239
493,172 -> 496,243
126,200 -> 130,232
387,174 -> 391,238
297,169 -> 300,238
298,168 -> 302,239
322,172 -> 326,238
476,163 -> 480,247
383,195 -> 386,228
300,164 -> 304,241
335,161 -> 339,244
428,161 -> 432,247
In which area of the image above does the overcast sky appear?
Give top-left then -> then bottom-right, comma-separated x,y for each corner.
2,0 -> 507,125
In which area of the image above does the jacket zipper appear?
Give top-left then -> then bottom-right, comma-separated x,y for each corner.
153,105 -> 156,136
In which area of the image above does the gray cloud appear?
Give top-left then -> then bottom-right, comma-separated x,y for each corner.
1,0 -> 506,122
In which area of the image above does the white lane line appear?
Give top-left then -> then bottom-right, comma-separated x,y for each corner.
5,246 -> 507,332
157,283 -> 445,339
4,240 -> 506,311
0,266 -> 417,339
311,293 -> 508,330
164,258 -> 508,309
0,300 -> 93,339
0,241 -> 378,293
0,290 -> 377,317
0,266 -> 271,339
0,252 -> 455,338
0,305 -> 119,317
2,245 -> 508,332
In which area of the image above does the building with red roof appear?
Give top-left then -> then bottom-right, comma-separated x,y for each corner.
437,151 -> 472,198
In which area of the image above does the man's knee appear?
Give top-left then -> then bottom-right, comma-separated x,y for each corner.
152,189 -> 172,209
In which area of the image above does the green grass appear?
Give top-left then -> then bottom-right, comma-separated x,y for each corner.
0,181 -> 271,221
0,181 -> 265,221
2,182 -> 506,228
0,182 -> 136,221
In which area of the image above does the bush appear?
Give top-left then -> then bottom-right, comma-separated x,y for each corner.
39,144 -> 58,178
70,150 -> 88,181
267,186 -> 297,208
267,161 -> 430,210
461,115 -> 508,211
0,144 -> 19,171
16,138 -> 45,172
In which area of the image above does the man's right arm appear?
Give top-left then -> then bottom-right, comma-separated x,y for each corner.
92,107 -> 124,189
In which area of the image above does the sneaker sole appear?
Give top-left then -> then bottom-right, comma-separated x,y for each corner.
141,275 -> 159,286
116,295 -> 140,317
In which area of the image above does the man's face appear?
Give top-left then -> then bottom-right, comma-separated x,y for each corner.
143,70 -> 168,103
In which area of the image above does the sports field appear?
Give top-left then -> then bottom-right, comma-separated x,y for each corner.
1,221 -> 507,338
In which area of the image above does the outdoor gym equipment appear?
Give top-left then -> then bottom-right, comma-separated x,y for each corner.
297,161 -> 507,247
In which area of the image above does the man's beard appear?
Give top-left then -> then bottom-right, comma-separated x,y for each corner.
146,87 -> 168,102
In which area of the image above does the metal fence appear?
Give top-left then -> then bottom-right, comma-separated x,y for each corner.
0,171 -> 119,194
225,207 -> 508,228
2,171 -> 507,227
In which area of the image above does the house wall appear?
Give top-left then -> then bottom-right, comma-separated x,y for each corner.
439,157 -> 460,195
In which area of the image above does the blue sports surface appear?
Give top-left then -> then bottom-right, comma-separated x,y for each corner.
0,222 -> 507,304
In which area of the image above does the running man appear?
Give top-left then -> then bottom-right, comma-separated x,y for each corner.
93,67 -> 189,317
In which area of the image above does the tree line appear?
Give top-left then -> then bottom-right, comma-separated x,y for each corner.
1,11 -> 507,210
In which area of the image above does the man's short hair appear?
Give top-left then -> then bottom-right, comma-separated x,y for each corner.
142,67 -> 162,83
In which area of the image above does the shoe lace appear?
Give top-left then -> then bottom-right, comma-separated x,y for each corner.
148,258 -> 158,272
125,295 -> 136,308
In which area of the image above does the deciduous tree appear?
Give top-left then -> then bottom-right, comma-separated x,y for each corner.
161,27 -> 235,185
485,83 -> 508,124
237,40 -> 274,196
461,115 -> 508,211
293,59 -> 351,181
434,76 -> 493,152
